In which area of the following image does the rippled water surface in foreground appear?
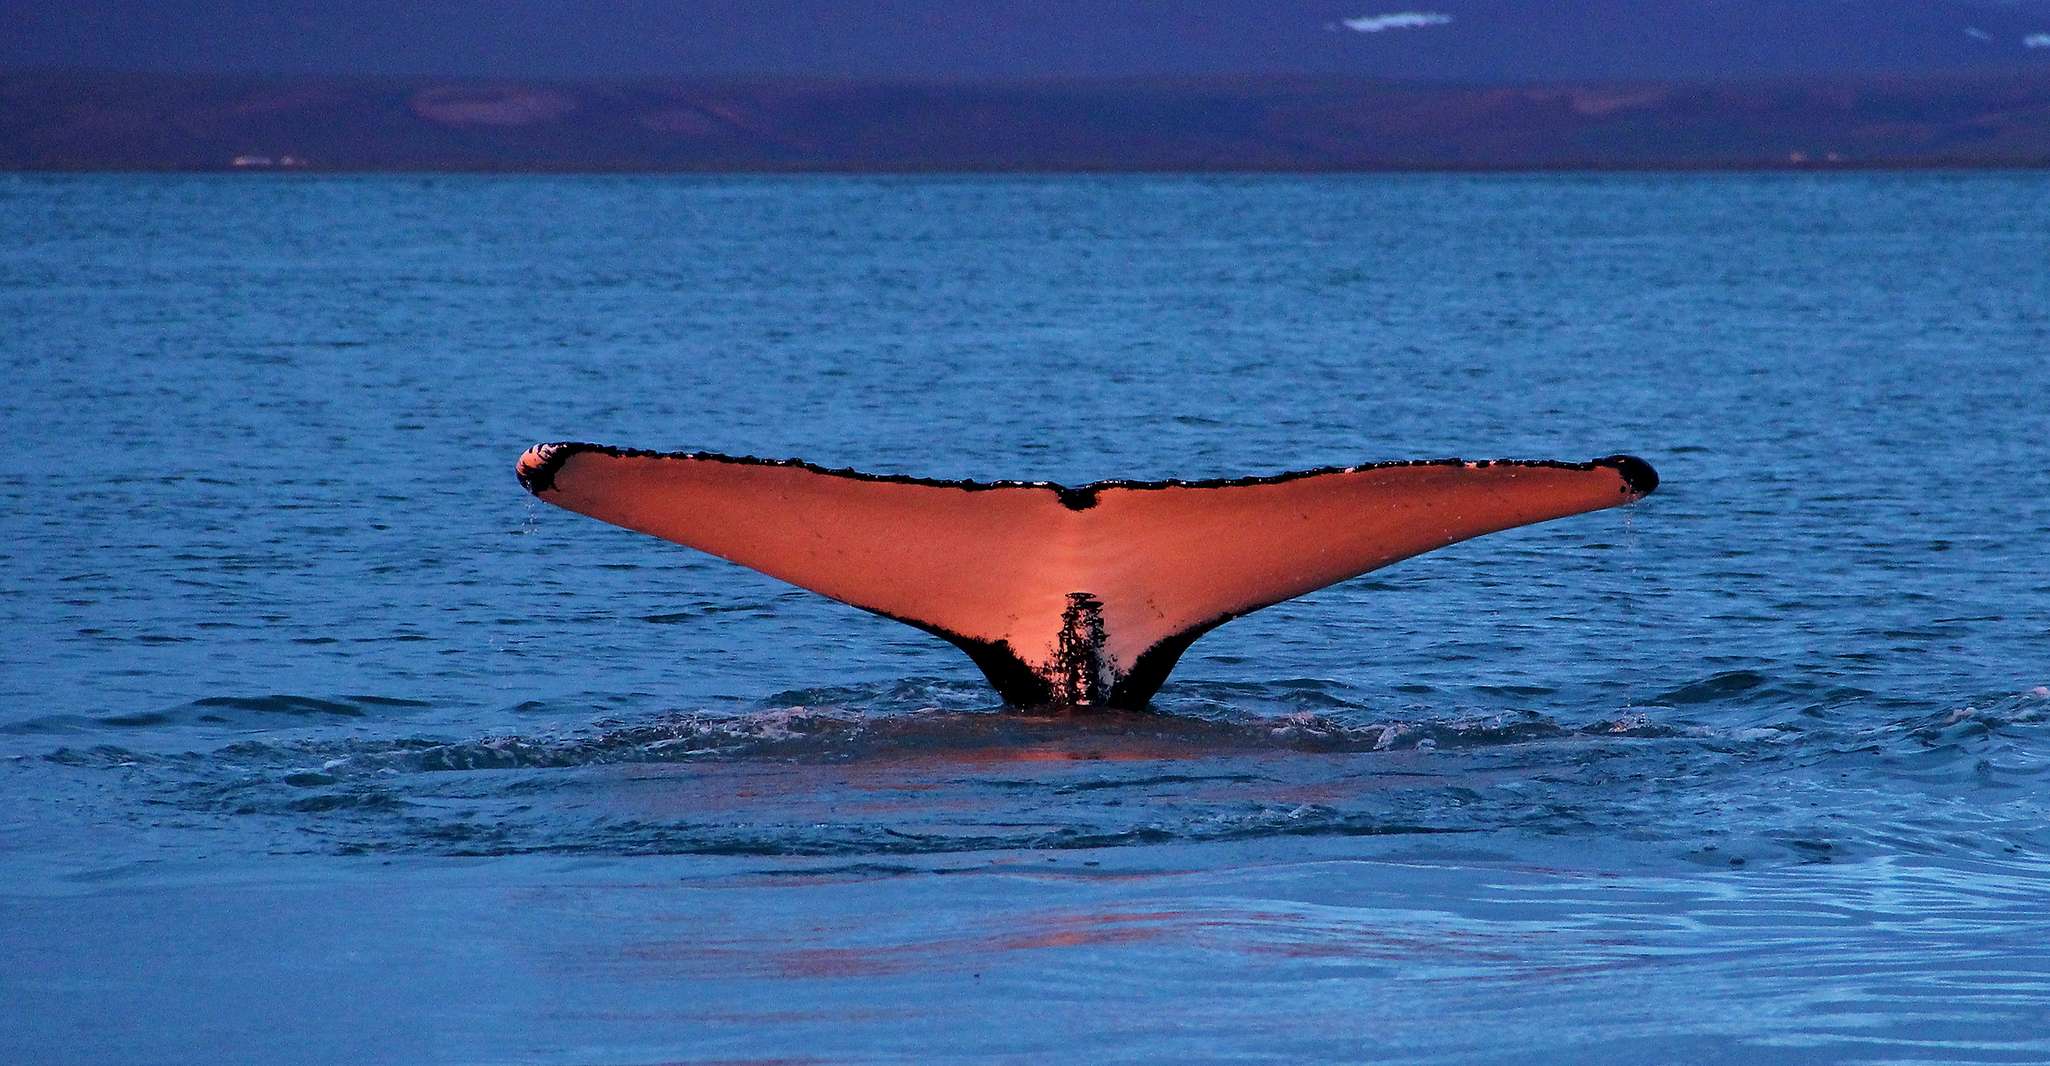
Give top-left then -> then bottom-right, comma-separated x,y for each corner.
4,173 -> 2049,1064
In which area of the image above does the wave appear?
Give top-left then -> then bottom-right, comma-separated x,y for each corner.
3,693 -> 435,735
19,679 -> 2050,862
31,677 -> 2050,772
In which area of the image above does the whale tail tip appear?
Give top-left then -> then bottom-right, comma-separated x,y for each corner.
1595,454 -> 1659,496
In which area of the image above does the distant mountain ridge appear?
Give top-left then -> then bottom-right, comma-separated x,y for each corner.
4,69 -> 2048,171
7,1 -> 2050,83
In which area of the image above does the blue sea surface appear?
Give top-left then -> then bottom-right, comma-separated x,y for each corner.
3,172 -> 2048,1064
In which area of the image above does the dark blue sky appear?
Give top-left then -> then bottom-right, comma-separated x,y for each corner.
7,0 -> 2050,82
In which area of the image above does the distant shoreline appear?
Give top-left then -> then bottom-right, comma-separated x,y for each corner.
7,69 -> 2049,172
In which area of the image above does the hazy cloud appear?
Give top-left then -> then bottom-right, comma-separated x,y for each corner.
1339,12 -> 1453,33
2027,33 -> 2050,48
1965,26 -> 1992,42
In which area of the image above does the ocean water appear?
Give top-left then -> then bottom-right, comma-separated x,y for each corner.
3,171 -> 2048,1064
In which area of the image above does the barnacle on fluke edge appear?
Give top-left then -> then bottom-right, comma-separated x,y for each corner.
518,441 -> 1656,511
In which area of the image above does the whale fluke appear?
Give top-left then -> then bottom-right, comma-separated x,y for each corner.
517,443 -> 1656,709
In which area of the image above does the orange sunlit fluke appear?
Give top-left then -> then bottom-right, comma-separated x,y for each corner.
516,443 -> 1657,709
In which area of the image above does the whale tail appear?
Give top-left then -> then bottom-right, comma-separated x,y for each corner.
516,443 -> 1656,708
